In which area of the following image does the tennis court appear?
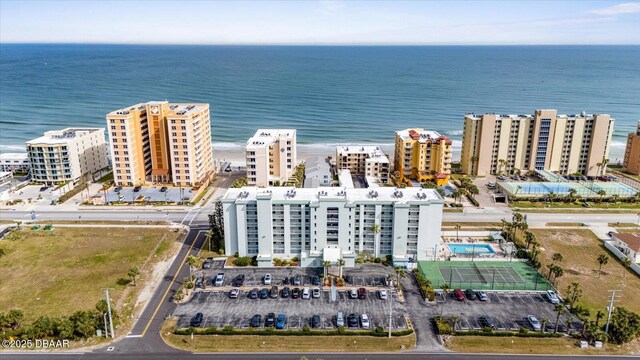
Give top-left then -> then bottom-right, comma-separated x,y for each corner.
418,261 -> 552,291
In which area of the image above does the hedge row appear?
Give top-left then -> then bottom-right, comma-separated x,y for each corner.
465,194 -> 479,207
175,326 -> 414,337
454,330 -> 563,338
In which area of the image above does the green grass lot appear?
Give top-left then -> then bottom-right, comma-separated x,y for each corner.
511,201 -> 639,211
445,336 -> 639,355
0,227 -> 182,320
532,229 -> 640,317
418,260 -> 551,291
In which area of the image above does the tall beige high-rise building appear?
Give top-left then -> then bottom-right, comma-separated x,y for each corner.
106,101 -> 214,187
623,121 -> 640,175
461,110 -> 614,176
246,129 -> 297,187
26,128 -> 109,185
394,129 -> 452,186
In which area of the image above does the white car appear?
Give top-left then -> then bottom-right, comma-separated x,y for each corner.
350,288 -> 358,299
214,273 -> 225,287
302,287 -> 311,299
378,289 -> 388,300
229,288 -> 239,299
312,288 -> 321,299
546,290 -> 560,304
526,315 -> 541,331
336,312 -> 345,327
263,273 -> 272,285
361,314 -> 370,329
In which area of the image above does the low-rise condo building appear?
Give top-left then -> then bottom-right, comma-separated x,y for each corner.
0,153 -> 30,174
106,101 -> 214,187
246,129 -> 297,187
394,129 -> 452,186
26,128 -> 109,185
303,156 -> 332,188
336,145 -> 389,185
461,110 -> 614,176
222,187 -> 444,268
623,121 -> 640,175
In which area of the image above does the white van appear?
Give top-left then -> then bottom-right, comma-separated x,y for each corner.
302,287 -> 311,299
336,312 -> 345,327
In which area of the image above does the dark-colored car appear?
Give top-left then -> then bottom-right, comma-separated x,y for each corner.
194,276 -> 204,288
312,276 -> 321,286
347,313 -> 359,328
292,275 -> 302,286
259,288 -> 269,299
478,316 -> 496,329
248,288 -> 258,299
283,276 -> 289,285
270,286 -> 279,298
202,259 -> 212,269
465,289 -> 477,300
233,274 -> 245,287
358,287 -> 367,300
250,314 -> 262,328
276,314 -> 286,329
281,287 -> 290,298
39,186 -> 49,192
190,312 -> 203,327
133,186 -> 141,192
311,315 -> 321,329
291,287 -> 301,299
265,313 -> 276,327
114,186 -> 122,192
345,275 -> 353,284
159,186 -> 168,192
454,288 -> 465,301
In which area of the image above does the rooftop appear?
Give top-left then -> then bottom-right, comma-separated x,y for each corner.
223,186 -> 443,204
26,128 -> 104,145
464,110 -> 612,121
396,128 -> 452,145
107,101 -> 208,117
337,145 -> 389,162
614,233 -> 640,252
304,156 -> 331,188
0,153 -> 29,161
246,129 -> 296,149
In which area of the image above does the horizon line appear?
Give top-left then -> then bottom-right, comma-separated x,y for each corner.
2,42 -> 640,46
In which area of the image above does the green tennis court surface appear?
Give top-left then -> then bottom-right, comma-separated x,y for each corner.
418,261 -> 552,291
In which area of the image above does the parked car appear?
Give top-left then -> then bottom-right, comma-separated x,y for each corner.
378,289 -> 388,300
546,321 -> 567,333
259,288 -> 269,299
336,312 -> 345,327
312,276 -> 321,286
283,276 -> 289,285
248,288 -> 258,299
250,314 -> 262,328
159,186 -> 167,192
194,276 -> 204,288
263,273 -> 272,285
114,186 -> 122,192
133,186 -> 141,192
311,315 -> 321,328
360,314 -> 370,329
229,288 -> 239,299
454,289 -> 465,301
582,202 -> 592,208
497,175 -> 506,181
233,274 -> 245,287
291,287 -> 301,299
270,286 -> 279,298
190,312 -> 203,327
214,273 -> 225,287
312,288 -> 321,299
477,291 -> 489,301
465,289 -> 477,300
281,287 -> 290,298
526,315 -> 541,331
202,259 -> 212,269
345,275 -> 353,284
546,290 -> 560,304
350,288 -> 358,299
292,275 -> 302,286
358,287 -> 367,300
478,316 -> 497,329
302,287 -> 311,299
276,314 -> 287,329
487,181 -> 496,188
39,186 -> 49,192
347,313 -> 359,328
265,313 -> 276,327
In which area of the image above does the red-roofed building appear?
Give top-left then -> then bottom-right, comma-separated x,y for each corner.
394,128 -> 452,186
612,232 -> 640,263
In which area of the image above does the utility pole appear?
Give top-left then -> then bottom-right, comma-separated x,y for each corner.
604,290 -> 622,334
388,282 -> 393,338
104,288 -> 115,339
103,313 -> 109,338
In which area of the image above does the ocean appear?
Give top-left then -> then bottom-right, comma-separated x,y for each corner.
0,45 -> 638,162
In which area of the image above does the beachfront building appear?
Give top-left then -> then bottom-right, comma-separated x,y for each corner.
393,129 -> 452,186
623,121 -> 640,175
461,110 -> 614,176
26,128 -> 109,186
0,172 -> 12,187
106,101 -> 214,187
245,129 -> 297,187
0,153 -> 30,174
222,187 -> 444,268
336,145 -> 389,186
303,156 -> 332,188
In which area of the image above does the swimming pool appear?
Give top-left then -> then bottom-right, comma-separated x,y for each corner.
447,243 -> 496,255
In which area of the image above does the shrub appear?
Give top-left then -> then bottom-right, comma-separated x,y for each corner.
374,257 -> 382,263
291,256 -> 299,262
435,320 -> 453,335
302,325 -> 310,333
233,257 -> 251,266
223,325 -> 233,332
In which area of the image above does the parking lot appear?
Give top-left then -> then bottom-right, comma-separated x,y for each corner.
99,185 -> 194,203
174,264 -> 407,331
437,290 -> 581,333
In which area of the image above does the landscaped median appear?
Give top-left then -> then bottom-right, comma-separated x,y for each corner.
162,320 -> 415,352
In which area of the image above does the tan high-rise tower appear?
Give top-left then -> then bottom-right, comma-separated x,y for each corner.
623,121 -> 640,175
393,129 -> 452,186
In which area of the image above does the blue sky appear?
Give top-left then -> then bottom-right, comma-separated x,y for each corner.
1,1 -> 639,44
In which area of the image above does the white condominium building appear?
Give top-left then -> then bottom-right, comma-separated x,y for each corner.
461,110 -> 614,176
222,187 -> 444,268
246,129 -> 297,187
26,128 -> 109,185
0,153 -> 30,174
336,145 -> 390,185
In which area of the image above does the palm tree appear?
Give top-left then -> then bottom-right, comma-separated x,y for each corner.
597,190 -> 606,203
546,264 -> 557,281
370,224 -> 380,235
394,267 -> 406,288
0,248 -> 5,258
552,253 -> 564,264
127,267 -> 140,286
595,310 -> 605,327
322,260 -> 331,278
454,224 -> 461,242
622,257 -> 632,279
524,231 -> 536,250
596,253 -> 609,278
552,266 -> 564,287
553,304 -> 565,333
567,188 -> 577,203
498,159 -> 507,175
611,194 -> 620,204
15,221 -> 22,230
566,282 -> 582,311
337,258 -> 345,278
